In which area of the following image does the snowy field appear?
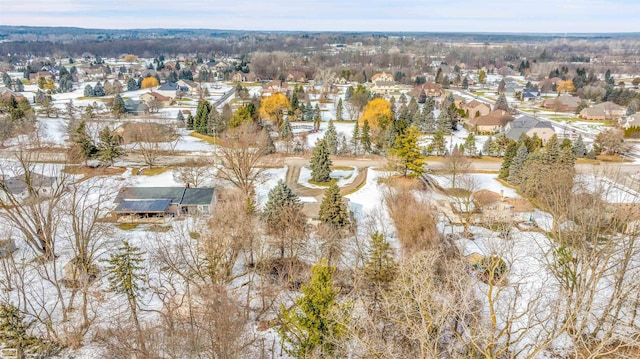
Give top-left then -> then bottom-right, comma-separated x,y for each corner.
297,166 -> 358,188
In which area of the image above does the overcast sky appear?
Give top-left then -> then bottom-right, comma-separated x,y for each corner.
1,0 -> 637,33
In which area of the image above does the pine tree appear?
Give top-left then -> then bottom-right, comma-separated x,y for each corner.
112,94 -> 125,119
83,84 -> 94,97
313,104 -> 321,131
262,180 -> 303,239
436,108 -> 451,133
463,132 -> 478,156
325,120 -> 338,154
351,122 -> 360,155
483,136 -> 494,156
391,126 -> 425,177
304,100 -> 313,121
429,130 -> 446,156
186,114 -> 194,130
627,100 -> 638,116
104,241 -> 147,353
0,303 -> 56,358
97,127 -> 124,166
176,110 -> 185,123
499,141 -> 518,179
310,138 -> 332,182
194,100 -> 211,134
280,118 -> 292,139
73,120 -> 97,164
319,182 -> 350,230
507,143 -> 529,184
544,134 -> 561,164
336,98 -> 344,121
263,127 -> 276,154
93,82 -> 105,97
278,258 -> 346,358
573,135 -> 586,158
383,122 -> 398,152
362,232 -> 396,303
127,77 -> 138,91
361,119 -> 372,153
495,93 -> 509,112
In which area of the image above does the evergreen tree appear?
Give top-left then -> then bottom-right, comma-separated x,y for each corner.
97,126 -> 124,166
325,120 -> 338,154
336,98 -> 344,121
93,82 -> 105,97
462,77 -> 469,89
262,180 -> 303,240
573,135 -> 586,158
208,107 -> 226,135
194,100 -> 211,134
383,122 -> 398,152
310,138 -> 332,182
313,104 -> 321,131
391,126 -> 425,177
436,108 -> 451,133
544,134 -> 561,164
319,182 -> 350,230
495,93 -> 510,111
463,132 -> 478,156
361,119 -> 372,153
263,127 -> 276,154
429,130 -> 446,156
280,118 -> 292,139
176,110 -> 185,123
83,84 -> 94,97
278,258 -> 346,358
362,232 -> 396,301
127,77 -> 138,91
167,71 -> 178,83
186,114 -> 194,130
104,241 -> 146,353
351,122 -> 360,155
290,88 -> 299,112
72,120 -> 97,163
304,100 -> 314,121
112,94 -> 125,119
0,303 -> 57,358
483,136 -> 494,156
627,100 -> 638,116
499,141 -> 519,179
507,143 -> 529,184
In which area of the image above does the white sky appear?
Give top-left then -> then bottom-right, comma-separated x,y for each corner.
0,0 -> 638,32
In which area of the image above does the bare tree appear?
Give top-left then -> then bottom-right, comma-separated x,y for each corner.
0,152 -> 68,260
130,121 -> 178,168
442,147 -> 471,190
173,157 -> 214,187
215,123 -> 272,199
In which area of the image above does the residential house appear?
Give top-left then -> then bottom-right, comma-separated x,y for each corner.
124,100 -> 149,115
84,65 -> 108,80
29,71 -> 54,84
465,100 -> 491,120
624,113 -> 640,128
262,80 -> 288,96
467,110 -> 515,133
419,82 -> 444,97
286,71 -> 307,83
371,72 -> 394,83
539,77 -> 562,93
520,88 -> 541,101
0,173 -> 58,203
503,115 -> 556,144
156,82 -> 188,99
542,94 -> 582,112
139,92 -> 171,108
113,186 -> 216,222
0,87 -> 26,103
177,79 -> 200,96
579,101 -> 625,121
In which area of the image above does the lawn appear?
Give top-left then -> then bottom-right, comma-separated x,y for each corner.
189,131 -> 217,144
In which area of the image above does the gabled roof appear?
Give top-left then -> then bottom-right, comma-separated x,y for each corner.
3,173 -> 56,195
469,110 -> 514,127
114,199 -> 171,213
158,82 -> 178,91
142,91 -> 171,101
114,187 -> 186,204
181,188 -> 215,206
504,115 -> 554,141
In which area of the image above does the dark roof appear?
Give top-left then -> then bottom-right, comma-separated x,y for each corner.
504,116 -> 554,141
181,188 -> 215,206
114,199 -> 171,213
158,82 -> 178,91
114,187 -> 186,204
3,173 -> 56,194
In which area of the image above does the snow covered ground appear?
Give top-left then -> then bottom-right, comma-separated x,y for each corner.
297,166 -> 358,188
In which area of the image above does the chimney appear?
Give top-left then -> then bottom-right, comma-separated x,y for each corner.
500,190 -> 505,202
185,183 -> 190,188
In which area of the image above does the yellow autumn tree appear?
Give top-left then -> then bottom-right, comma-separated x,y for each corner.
359,98 -> 392,131
557,80 -> 576,94
259,93 -> 290,128
141,77 -> 159,89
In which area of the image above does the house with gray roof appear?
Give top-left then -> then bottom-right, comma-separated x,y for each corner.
0,173 -> 59,203
113,186 -> 216,222
503,115 -> 555,144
